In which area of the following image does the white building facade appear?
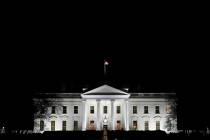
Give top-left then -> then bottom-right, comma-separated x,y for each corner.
33,85 -> 177,133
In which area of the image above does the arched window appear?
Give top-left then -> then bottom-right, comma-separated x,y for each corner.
73,121 -> 78,131
116,120 -> 122,130
144,121 -> 149,130
156,121 -> 160,130
62,121 -> 67,131
88,120 -> 96,130
51,121 -> 55,131
133,120 -> 137,130
40,120 -> 44,131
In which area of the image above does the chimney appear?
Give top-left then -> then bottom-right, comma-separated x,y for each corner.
82,88 -> 88,92
123,88 -> 129,92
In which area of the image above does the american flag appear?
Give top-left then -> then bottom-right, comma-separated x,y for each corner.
104,60 -> 109,65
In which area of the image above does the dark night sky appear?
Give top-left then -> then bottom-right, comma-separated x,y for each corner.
0,5 -> 209,131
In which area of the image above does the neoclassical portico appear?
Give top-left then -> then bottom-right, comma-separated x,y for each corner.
81,85 -> 130,131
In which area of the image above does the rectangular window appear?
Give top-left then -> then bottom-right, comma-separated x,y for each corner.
51,121 -> 55,131
62,121 -> 67,131
63,106 -> 67,114
133,121 -> 137,130
52,106 -> 56,114
74,106 -> 78,114
133,106 -> 137,114
104,106 -> 108,114
73,121 -> 78,131
144,106 -> 148,114
144,121 -> 149,130
40,120 -> 44,131
117,106 -> 121,114
156,121 -> 160,130
166,104 -> 172,114
155,106 -> 160,114
90,106 -> 94,114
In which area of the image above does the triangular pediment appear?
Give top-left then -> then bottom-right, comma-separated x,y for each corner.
83,85 -> 128,95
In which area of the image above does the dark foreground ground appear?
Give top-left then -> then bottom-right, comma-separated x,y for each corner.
1,131 -> 210,140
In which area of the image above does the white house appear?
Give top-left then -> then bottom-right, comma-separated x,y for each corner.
33,84 -> 177,133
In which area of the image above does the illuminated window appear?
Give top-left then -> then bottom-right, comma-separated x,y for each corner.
73,121 -> 78,131
133,106 -> 137,114
40,120 -> 44,131
166,104 -> 172,114
117,106 -> 121,114
156,121 -> 160,130
116,120 -> 121,130
104,106 -> 108,114
89,120 -> 95,130
74,106 -> 78,114
52,106 -> 56,114
90,106 -> 94,114
133,121 -> 137,130
62,121 -> 67,131
155,106 -> 160,114
144,121 -> 149,130
51,121 -> 55,131
144,106 -> 148,114
63,106 -> 67,114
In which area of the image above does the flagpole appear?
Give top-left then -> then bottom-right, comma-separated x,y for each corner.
104,60 -> 109,84
104,62 -> 106,76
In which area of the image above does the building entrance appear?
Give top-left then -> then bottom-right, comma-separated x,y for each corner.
103,125 -> 108,130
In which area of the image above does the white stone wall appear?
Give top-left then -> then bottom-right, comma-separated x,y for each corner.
128,98 -> 177,132
34,98 -> 83,132
34,98 -> 177,132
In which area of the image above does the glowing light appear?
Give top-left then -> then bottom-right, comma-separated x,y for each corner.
103,116 -> 108,123
104,61 -> 109,65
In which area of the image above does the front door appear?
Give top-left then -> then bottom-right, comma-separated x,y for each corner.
103,125 -> 108,130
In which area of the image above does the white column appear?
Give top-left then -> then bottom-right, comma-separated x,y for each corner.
138,114 -> 141,130
111,100 -> 115,130
123,100 -> 126,130
124,100 -> 129,131
82,100 -> 87,131
126,100 -> 129,131
97,100 -> 101,130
